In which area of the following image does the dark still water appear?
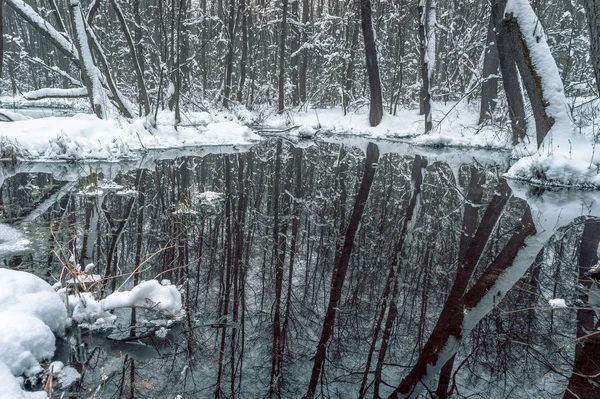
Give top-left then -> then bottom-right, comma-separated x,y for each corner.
1,139 -> 600,399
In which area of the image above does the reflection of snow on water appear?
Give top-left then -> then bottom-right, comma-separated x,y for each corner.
0,224 -> 31,255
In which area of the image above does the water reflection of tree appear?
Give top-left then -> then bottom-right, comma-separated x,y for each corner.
4,139 -> 600,398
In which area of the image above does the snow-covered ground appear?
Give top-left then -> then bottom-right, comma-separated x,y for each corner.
0,109 -> 260,161
1,91 -> 600,187
0,263 -> 183,398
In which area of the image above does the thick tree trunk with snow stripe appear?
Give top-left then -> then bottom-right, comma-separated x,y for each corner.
69,0 -> 106,119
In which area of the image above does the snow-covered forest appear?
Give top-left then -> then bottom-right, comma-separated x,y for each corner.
1,0 -> 600,398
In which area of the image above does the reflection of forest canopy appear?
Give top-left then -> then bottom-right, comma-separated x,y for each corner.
2,139 -> 599,398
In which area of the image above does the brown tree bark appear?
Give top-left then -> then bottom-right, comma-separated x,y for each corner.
360,0 -> 383,127
582,0 -> 600,95
492,0 -> 527,145
564,218 -> 600,399
304,142 -> 380,399
388,181 -> 538,398
479,12 -> 500,124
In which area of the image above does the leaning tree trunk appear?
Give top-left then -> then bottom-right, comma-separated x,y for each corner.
69,0 -> 105,119
492,0 -> 526,144
583,0 -> 600,95
303,143 -> 380,399
495,0 -> 571,148
5,0 -> 79,66
110,0 -> 150,116
360,0 -> 383,127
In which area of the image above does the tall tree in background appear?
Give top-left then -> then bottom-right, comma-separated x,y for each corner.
278,0 -> 289,113
418,0 -> 436,133
479,12 -> 500,124
298,0 -> 309,104
360,0 -> 383,126
0,0 -> 3,82
223,0 -> 236,108
69,0 -> 106,119
582,0 -> 600,95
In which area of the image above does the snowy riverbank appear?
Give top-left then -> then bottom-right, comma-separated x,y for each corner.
1,96 -> 600,187
0,109 -> 260,161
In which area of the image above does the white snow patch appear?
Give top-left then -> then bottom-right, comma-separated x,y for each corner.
66,280 -> 183,330
0,269 -> 67,334
0,224 -> 31,254
548,298 -> 568,308
0,269 -> 69,399
0,362 -> 47,399
0,111 -> 260,161
48,361 -> 80,389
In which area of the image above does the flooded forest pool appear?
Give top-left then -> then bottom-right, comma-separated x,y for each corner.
1,138 -> 599,398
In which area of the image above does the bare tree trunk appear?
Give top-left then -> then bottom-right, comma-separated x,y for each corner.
418,0 -> 435,133
582,0 -> 600,95
304,142 -> 380,399
299,0 -> 309,104
237,0 -> 248,102
492,0 -> 526,144
479,12 -> 499,124
360,0 -> 383,127
69,0 -> 105,118
278,0 -> 289,113
223,0 -> 236,108
110,0 -> 150,116
343,11 -> 359,115
290,0 -> 300,106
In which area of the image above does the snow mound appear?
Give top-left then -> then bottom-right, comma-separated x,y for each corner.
0,269 -> 68,398
102,280 -> 182,315
0,269 -> 67,334
0,311 -> 56,377
48,361 -> 80,389
0,112 -> 261,161
506,153 -> 600,188
66,279 -> 183,330
0,363 -> 47,399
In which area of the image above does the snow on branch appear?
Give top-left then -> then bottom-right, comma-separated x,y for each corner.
66,280 -> 183,329
4,0 -> 78,65
23,88 -> 88,100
